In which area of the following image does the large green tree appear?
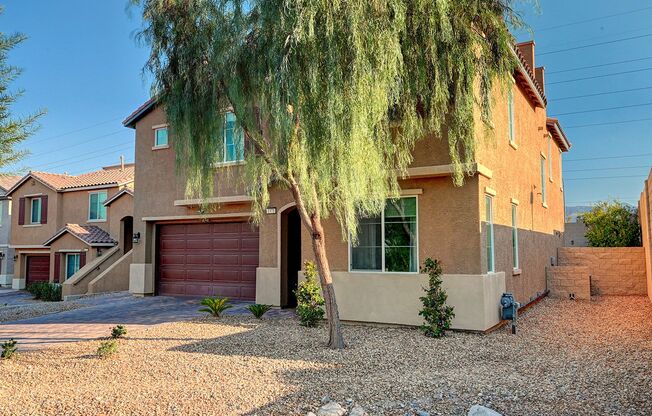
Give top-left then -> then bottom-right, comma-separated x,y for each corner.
134,0 -> 521,348
0,7 -> 43,167
581,201 -> 641,247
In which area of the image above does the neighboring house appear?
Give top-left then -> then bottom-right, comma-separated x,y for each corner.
564,221 -> 589,247
7,164 -> 134,293
0,175 -> 22,287
123,41 -> 570,331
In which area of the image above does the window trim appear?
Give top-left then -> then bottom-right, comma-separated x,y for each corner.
88,191 -> 108,222
65,253 -> 81,279
217,111 -> 245,165
485,195 -> 495,273
348,196 -> 419,274
507,84 -> 516,146
30,197 -> 42,225
511,203 -> 519,271
540,155 -> 547,206
548,136 -> 554,182
153,126 -> 169,149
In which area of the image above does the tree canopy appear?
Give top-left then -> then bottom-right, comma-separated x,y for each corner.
581,201 -> 641,248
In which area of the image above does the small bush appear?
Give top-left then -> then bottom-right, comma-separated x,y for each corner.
294,261 -> 325,327
1,339 -> 17,360
111,325 -> 127,339
199,295 -> 233,317
419,258 -> 455,338
97,340 -> 118,358
26,282 -> 62,302
247,304 -> 272,319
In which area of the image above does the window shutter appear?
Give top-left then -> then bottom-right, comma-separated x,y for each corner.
40,195 -> 48,224
18,197 -> 25,225
80,252 -> 86,268
54,253 -> 61,282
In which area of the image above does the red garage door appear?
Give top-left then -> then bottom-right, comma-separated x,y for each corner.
156,222 -> 259,299
26,256 -> 50,284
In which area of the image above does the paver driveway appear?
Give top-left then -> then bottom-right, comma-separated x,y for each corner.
0,291 -> 290,350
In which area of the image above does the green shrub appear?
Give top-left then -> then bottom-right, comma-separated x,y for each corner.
111,325 -> 127,339
294,261 -> 325,327
97,340 -> 118,358
1,339 -> 17,360
247,304 -> 272,319
199,295 -> 233,317
26,282 -> 62,301
419,258 -> 454,338
581,201 -> 641,247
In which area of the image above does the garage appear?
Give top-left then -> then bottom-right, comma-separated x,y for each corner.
156,222 -> 259,299
26,255 -> 50,284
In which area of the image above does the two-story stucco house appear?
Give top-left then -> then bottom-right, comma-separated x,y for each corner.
7,164 -> 135,296
0,175 -> 22,287
123,41 -> 570,332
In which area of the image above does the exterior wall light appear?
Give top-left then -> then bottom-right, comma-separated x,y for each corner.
133,232 -> 141,244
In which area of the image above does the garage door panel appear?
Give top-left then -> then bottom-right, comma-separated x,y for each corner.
157,222 -> 259,300
26,256 -> 50,284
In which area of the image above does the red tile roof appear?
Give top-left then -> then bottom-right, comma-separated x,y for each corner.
0,175 -> 22,192
7,165 -> 135,195
43,224 -> 117,247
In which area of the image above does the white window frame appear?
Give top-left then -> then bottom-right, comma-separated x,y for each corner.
153,125 -> 169,149
548,136 -> 553,181
65,253 -> 81,279
511,203 -> 519,271
485,195 -> 495,273
348,196 -> 419,274
508,83 -> 516,146
559,148 -> 563,190
219,111 -> 245,165
540,154 -> 547,206
88,191 -> 108,222
30,197 -> 41,224
0,200 -> 4,226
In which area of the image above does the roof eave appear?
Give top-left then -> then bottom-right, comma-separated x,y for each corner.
6,173 -> 59,196
123,97 -> 158,128
547,118 -> 571,152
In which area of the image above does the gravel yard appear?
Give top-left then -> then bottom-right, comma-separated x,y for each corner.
1,296 -> 650,415
0,301 -> 86,323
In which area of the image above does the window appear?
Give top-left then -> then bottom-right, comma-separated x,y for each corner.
65,253 -> 81,279
89,191 -> 108,221
0,201 -> 4,226
548,136 -> 553,179
508,85 -> 515,144
559,149 -> 563,185
540,155 -> 547,205
350,197 -> 418,273
511,204 -> 519,270
30,198 -> 41,224
486,195 -> 495,273
154,127 -> 168,147
222,112 -> 245,163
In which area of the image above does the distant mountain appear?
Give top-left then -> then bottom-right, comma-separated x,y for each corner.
565,205 -> 592,223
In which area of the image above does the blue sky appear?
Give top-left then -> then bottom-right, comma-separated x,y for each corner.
1,1 -> 651,207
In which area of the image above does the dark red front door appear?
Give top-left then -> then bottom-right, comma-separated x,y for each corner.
156,222 -> 259,299
26,256 -> 50,284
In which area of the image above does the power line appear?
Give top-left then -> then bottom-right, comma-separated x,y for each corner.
565,175 -> 647,181
536,6 -> 652,32
565,117 -> 652,129
26,131 -> 126,159
29,142 -> 134,170
566,153 -> 652,162
538,33 -> 652,56
27,117 -> 123,145
547,67 -> 652,85
565,165 -> 650,173
553,86 -> 652,101
547,56 -> 652,75
551,101 -> 652,116
36,146 -> 134,173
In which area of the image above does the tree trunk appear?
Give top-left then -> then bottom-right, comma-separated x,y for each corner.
289,181 -> 346,349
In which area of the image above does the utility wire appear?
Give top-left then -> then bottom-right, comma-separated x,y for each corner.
547,67 -> 652,85
547,56 -> 652,75
565,175 -> 647,181
536,6 -> 652,32
565,165 -> 651,173
26,117 -> 123,145
26,131 -> 126,159
566,153 -> 652,162
551,102 -> 652,116
41,147 -> 134,173
553,86 -> 652,101
538,33 -> 652,56
565,117 -> 652,129
30,143 -> 134,170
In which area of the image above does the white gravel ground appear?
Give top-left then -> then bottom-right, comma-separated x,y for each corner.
0,296 -> 650,415
0,302 -> 85,323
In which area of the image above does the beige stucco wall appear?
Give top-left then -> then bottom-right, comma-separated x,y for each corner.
49,233 -> 97,283
639,170 -> 652,302
10,179 -> 59,247
106,193 -> 134,251
88,249 -> 132,294
564,221 -> 588,247
547,265 -> 591,300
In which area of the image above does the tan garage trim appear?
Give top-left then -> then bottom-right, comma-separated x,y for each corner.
142,212 -> 254,222
173,195 -> 254,206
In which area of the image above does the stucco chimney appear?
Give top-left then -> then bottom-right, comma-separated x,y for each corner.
120,155 -> 125,171
517,40 -> 535,71
535,66 -> 545,94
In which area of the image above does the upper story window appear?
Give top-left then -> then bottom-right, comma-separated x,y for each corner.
508,85 -> 515,145
88,191 -> 108,221
154,127 -> 169,147
540,155 -> 547,206
485,195 -> 495,273
350,197 -> 418,273
30,197 -> 42,224
548,136 -> 553,180
222,112 -> 245,163
511,203 -> 519,270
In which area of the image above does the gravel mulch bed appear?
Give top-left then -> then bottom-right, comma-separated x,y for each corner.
0,301 -> 86,323
0,296 -> 650,415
